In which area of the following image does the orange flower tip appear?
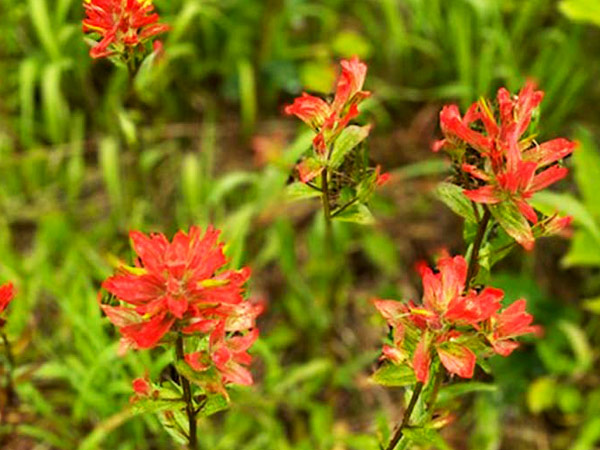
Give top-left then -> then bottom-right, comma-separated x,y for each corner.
432,139 -> 446,152
132,377 -> 151,396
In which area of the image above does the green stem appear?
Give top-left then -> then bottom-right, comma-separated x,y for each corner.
465,207 -> 491,288
175,335 -> 198,450
385,382 -> 424,450
331,197 -> 358,218
320,168 -> 333,246
426,369 -> 444,417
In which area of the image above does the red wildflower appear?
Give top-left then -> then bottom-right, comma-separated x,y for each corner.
185,321 -> 259,387
285,56 -> 371,182
434,82 -> 575,249
0,282 -> 14,315
101,226 -> 254,351
83,0 -> 169,59
374,255 -> 539,381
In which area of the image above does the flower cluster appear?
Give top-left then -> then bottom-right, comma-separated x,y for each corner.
285,57 -> 377,183
83,0 -> 169,59
434,82 -> 575,249
101,226 -> 262,390
0,282 -> 14,327
373,255 -> 539,382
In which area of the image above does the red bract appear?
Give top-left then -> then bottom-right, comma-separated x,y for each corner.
0,282 -> 14,315
185,321 -> 259,388
486,299 -> 540,356
285,56 -> 371,182
434,82 -> 575,249
83,0 -> 169,59
374,255 -> 539,382
132,377 -> 151,396
101,226 -> 255,351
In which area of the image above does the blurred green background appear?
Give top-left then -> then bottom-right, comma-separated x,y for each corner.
1,0 -> 600,449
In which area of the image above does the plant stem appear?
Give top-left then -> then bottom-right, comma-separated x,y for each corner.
331,196 -> 358,218
320,168 -> 333,246
465,207 -> 491,287
385,382 -> 424,450
175,335 -> 198,450
1,330 -> 17,405
426,369 -> 444,416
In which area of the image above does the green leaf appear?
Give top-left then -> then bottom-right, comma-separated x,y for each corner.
562,230 -> 600,267
558,320 -> 593,374
403,427 -> 453,450
285,182 -> 322,202
527,377 -> 557,413
158,408 -> 188,445
198,393 -> 229,417
573,127 -> 600,218
371,363 -> 415,387
437,382 -> 497,403
329,125 -> 371,169
333,203 -> 375,225
131,383 -> 185,415
435,182 -> 478,223
489,201 -> 533,249
559,0 -> 600,27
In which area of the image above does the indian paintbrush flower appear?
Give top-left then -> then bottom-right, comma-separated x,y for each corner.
285,56 -> 372,183
100,226 -> 262,392
83,0 -> 169,60
373,255 -> 539,383
433,81 -> 575,249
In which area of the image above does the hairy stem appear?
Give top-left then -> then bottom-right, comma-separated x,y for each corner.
175,335 -> 198,450
320,169 -> 333,245
385,382 -> 424,450
465,207 -> 491,287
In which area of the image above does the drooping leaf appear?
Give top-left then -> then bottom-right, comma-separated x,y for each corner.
285,182 -> 322,202
329,125 -> 371,169
371,363 -> 416,387
334,203 -> 375,225
435,182 -> 479,223
489,201 -> 534,250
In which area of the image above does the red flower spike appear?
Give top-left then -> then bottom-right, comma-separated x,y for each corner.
101,226 -> 253,351
374,254 -> 540,382
83,0 -> 169,59
435,82 -> 575,249
0,282 -> 14,315
284,57 -> 372,178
